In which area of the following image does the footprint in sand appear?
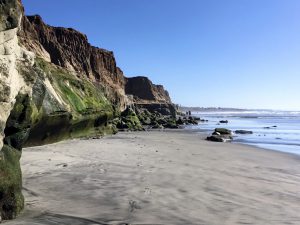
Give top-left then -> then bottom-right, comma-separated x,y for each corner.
98,168 -> 107,174
144,187 -> 151,195
129,200 -> 141,212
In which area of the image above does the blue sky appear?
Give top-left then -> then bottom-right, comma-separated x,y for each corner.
22,0 -> 300,110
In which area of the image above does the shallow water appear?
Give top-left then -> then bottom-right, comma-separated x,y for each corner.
187,110 -> 300,155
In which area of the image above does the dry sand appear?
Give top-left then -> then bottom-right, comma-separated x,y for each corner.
5,130 -> 300,225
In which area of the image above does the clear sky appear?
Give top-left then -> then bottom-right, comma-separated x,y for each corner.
22,0 -> 300,110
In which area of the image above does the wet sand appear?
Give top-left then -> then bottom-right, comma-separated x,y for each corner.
5,130 -> 300,225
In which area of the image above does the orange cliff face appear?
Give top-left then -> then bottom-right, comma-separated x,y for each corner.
18,15 -> 128,110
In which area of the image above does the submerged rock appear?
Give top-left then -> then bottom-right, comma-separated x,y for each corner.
235,130 -> 253,134
263,126 -> 277,129
219,120 -> 229,123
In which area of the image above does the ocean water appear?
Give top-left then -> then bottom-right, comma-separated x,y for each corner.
186,110 -> 300,155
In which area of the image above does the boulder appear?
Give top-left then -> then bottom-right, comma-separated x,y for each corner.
214,128 -> 232,135
212,131 -> 221,136
176,117 -> 185,125
207,128 -> 233,142
207,135 -> 232,142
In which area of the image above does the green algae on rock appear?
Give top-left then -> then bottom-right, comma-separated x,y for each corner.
0,93 -> 33,220
25,58 -> 117,146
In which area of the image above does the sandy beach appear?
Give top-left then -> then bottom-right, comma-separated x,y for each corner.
5,130 -> 300,225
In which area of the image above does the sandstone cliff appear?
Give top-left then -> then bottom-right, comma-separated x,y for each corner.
19,15 -> 129,110
125,76 -> 171,104
18,15 -> 173,108
125,76 -> 176,116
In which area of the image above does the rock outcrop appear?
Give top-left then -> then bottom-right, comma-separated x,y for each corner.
125,76 -> 171,104
0,0 -> 37,219
125,76 -> 176,116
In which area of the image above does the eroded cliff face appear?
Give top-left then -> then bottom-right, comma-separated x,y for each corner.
18,15 -> 173,108
19,15 -> 129,110
125,76 -> 171,104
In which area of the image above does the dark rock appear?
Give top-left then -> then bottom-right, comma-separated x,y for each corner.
264,126 -> 277,129
214,128 -> 232,135
0,92 -> 33,220
207,135 -> 232,142
200,119 -> 208,122
164,123 -> 179,129
207,135 -> 225,142
235,130 -> 253,134
212,131 -> 221,136
176,117 -> 184,125
219,120 -> 228,124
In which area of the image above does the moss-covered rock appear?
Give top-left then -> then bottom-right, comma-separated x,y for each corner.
116,108 -> 143,131
25,58 -> 117,146
0,93 -> 33,220
4,94 -> 32,150
0,145 -> 24,220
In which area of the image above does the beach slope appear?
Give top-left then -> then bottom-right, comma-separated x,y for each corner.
5,131 -> 300,225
